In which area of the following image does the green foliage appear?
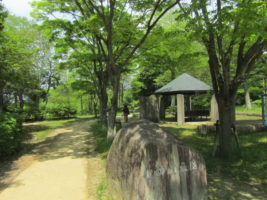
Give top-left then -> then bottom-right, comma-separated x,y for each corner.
90,120 -> 113,199
0,1 -> 7,31
132,69 -> 160,97
236,86 -> 263,106
0,15 -> 57,119
165,106 -> 177,117
250,87 -> 263,100
0,113 -> 23,159
45,82 -> 80,119
96,177 -> 113,200
46,103 -> 77,119
132,12 -> 209,101
191,92 -> 212,109
252,99 -> 262,106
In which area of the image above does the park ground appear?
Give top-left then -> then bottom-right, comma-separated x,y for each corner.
0,114 -> 267,200
0,117 -> 105,200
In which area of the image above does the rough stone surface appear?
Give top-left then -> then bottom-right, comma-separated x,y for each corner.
139,96 -> 160,122
106,120 -> 207,200
177,94 -> 185,125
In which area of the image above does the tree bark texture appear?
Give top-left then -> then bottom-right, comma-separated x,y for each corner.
216,96 -> 236,157
19,93 -> 24,111
159,95 -> 166,120
139,95 -> 160,123
189,0 -> 267,158
245,87 -> 252,110
0,89 -> 3,113
98,85 -> 108,124
107,71 -> 121,140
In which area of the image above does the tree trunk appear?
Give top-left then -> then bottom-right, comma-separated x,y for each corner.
139,95 -> 160,122
216,96 -> 236,158
93,99 -> 98,118
14,93 -> 18,109
244,86 -> 252,110
159,96 -> 166,120
171,95 -> 176,106
19,93 -> 24,112
0,89 -> 4,113
99,85 -> 108,124
107,72 -> 121,140
80,95 -> 83,114
45,76 -> 52,106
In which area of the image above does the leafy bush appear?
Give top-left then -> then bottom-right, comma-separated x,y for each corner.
46,104 -> 77,119
0,113 -> 23,159
250,87 -> 262,101
252,99 -> 262,106
24,106 -> 45,121
236,89 -> 245,105
191,92 -> 212,109
166,106 -> 177,117
90,120 -> 112,159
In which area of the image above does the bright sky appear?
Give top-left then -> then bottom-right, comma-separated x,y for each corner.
2,0 -> 33,19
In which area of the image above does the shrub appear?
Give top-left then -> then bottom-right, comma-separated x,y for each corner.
24,106 -> 45,121
166,106 -> 177,117
0,113 -> 23,159
252,99 -> 262,106
46,104 -> 77,119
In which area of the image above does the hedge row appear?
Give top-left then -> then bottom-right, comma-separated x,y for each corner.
0,113 -> 23,159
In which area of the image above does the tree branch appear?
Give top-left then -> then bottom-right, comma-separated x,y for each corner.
123,0 -> 179,66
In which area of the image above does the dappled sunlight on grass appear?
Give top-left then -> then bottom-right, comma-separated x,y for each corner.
161,122 -> 267,199
236,105 -> 262,114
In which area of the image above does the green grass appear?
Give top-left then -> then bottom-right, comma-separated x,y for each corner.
96,176 -> 113,200
77,114 -> 94,119
90,120 -> 112,159
90,120 -> 113,200
236,114 -> 262,120
162,123 -> 267,199
90,119 -> 267,199
23,118 -> 77,142
236,105 -> 262,114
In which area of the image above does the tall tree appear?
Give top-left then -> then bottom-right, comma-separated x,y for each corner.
32,0 -> 180,139
179,0 -> 267,157
0,1 -> 7,112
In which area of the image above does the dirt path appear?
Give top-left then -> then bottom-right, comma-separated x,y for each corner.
0,119 -> 104,200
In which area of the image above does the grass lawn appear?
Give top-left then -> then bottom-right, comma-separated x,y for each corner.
162,123 -> 267,199
91,118 -> 267,199
236,105 -> 262,114
23,118 -> 79,142
236,114 -> 262,121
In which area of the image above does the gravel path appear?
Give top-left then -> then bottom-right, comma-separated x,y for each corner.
0,119 -> 104,200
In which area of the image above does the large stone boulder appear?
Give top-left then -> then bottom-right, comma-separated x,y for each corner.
106,120 -> 207,200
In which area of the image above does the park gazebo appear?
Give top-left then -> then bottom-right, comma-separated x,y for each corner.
155,73 -> 218,124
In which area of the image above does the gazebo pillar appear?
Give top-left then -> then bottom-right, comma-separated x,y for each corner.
210,94 -> 219,122
177,94 -> 185,125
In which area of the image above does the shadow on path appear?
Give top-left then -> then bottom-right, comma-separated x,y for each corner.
0,118 -> 99,198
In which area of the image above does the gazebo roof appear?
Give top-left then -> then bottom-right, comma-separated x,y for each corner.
155,73 -> 211,95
